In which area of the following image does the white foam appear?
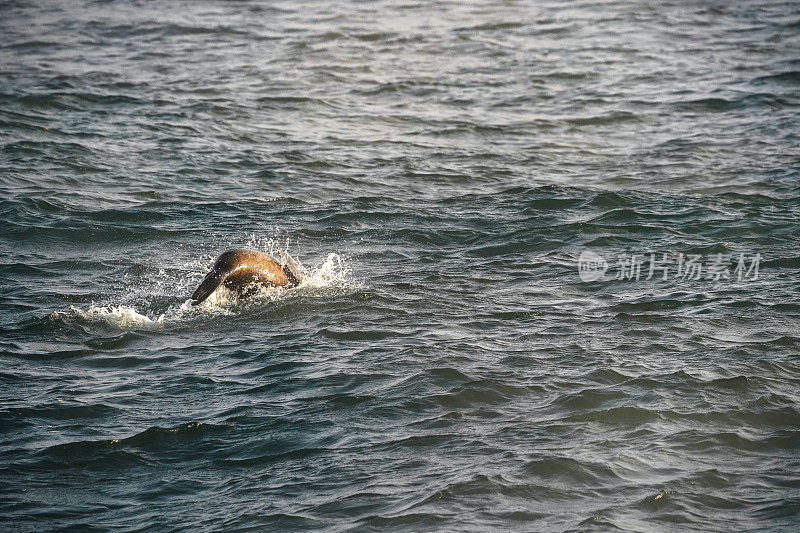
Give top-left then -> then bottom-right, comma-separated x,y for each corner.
59,302 -> 184,329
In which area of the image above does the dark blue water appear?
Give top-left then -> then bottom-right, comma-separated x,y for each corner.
2,1 -> 799,531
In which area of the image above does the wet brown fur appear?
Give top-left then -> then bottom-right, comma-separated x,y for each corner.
191,249 -> 301,305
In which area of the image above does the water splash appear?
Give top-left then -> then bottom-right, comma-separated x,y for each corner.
55,250 -> 356,330
197,251 -> 356,306
298,252 -> 353,289
52,300 -> 202,330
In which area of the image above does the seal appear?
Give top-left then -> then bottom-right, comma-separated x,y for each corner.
191,248 -> 303,305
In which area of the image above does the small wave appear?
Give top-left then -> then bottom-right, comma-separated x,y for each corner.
36,422 -> 222,470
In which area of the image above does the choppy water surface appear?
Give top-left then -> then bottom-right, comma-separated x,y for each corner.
2,0 -> 799,531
